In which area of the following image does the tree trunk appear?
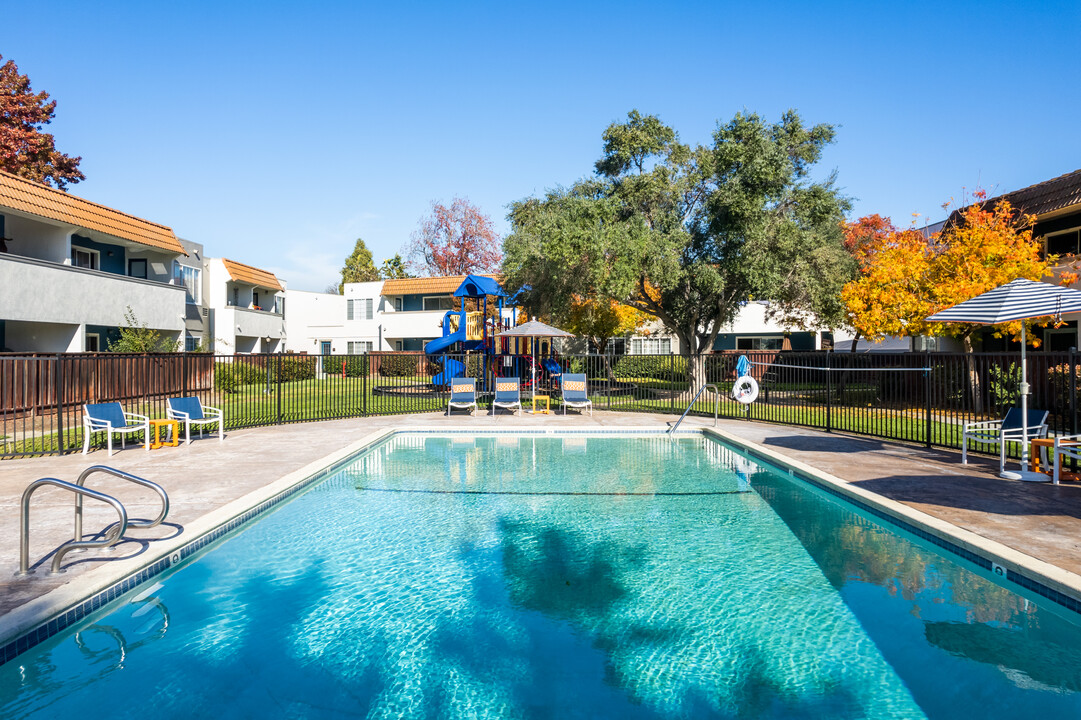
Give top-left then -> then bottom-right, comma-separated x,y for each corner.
848,330 -> 861,353
684,351 -> 708,401
962,333 -> 983,415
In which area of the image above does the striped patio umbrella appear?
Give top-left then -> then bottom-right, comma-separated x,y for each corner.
926,278 -> 1081,481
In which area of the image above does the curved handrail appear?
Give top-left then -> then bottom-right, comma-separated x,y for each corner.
668,384 -> 720,435
74,466 -> 169,541
18,478 -> 128,576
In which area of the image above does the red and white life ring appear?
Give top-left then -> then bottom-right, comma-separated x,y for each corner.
732,375 -> 759,404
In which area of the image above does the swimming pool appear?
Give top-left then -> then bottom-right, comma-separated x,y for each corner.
2,432 -> 1080,719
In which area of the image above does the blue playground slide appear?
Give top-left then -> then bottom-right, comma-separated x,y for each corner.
427,312 -> 467,386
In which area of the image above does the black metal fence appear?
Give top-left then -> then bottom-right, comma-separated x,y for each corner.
2,350 -> 1078,459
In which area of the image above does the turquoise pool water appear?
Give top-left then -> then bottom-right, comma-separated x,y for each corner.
2,433 -> 1081,719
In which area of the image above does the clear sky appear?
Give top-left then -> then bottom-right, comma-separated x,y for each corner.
5,1 -> 1080,291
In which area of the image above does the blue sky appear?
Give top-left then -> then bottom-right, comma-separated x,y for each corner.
5,1 -> 1080,290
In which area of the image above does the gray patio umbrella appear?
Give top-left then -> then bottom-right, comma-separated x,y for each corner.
926,278 -> 1081,481
499,319 -> 574,395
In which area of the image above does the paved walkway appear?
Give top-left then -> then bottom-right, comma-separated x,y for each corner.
2,412 -> 1080,625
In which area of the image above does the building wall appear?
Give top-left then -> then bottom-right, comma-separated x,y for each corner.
0,212 -> 69,263
2,321 -> 81,352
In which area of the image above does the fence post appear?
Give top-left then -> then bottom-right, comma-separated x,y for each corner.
825,351 -> 832,433
924,351 -> 932,448
54,354 -> 65,454
182,352 -> 189,398
1071,346 -> 1078,435
363,353 -> 369,417
276,353 -> 283,425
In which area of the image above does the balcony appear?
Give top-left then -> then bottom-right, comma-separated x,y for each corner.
0,253 -> 185,330
221,305 -> 285,340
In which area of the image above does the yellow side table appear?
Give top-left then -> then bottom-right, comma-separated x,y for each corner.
532,394 -> 551,415
149,419 -> 179,449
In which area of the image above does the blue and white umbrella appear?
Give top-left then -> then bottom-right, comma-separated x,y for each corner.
927,278 -> 1081,481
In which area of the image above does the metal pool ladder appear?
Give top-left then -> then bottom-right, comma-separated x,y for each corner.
668,383 -> 721,434
17,466 -> 169,576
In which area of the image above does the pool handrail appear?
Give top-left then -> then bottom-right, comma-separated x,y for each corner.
74,466 -> 169,541
668,384 -> 720,434
18,478 -> 129,576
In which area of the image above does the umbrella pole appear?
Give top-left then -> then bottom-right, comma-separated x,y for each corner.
1007,323 -> 1048,482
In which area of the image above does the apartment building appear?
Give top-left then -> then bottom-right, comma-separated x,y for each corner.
205,258 -> 286,353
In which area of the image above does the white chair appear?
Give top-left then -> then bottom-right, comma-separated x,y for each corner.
1052,434 -> 1081,484
82,402 -> 149,456
962,407 -> 1049,473
492,378 -> 522,416
447,378 -> 477,416
167,396 -> 224,444
560,373 -> 592,416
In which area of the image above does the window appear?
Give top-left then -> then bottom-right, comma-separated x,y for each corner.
348,298 -> 374,319
603,338 -> 626,355
1047,229 -> 1081,258
423,296 -> 456,311
274,296 -> 284,314
395,340 -> 403,351
394,297 -> 402,312
630,337 -> 672,354
128,259 -> 147,279
253,291 -> 260,309
232,287 -> 239,307
735,337 -> 783,351
185,334 -> 202,352
72,247 -> 99,270
85,334 -> 100,352
173,262 -> 201,304
348,341 -> 373,354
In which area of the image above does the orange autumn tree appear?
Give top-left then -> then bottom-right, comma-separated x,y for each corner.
842,196 -> 1047,350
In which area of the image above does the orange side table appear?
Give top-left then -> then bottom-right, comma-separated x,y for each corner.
149,419 -> 179,449
1030,437 -> 1081,479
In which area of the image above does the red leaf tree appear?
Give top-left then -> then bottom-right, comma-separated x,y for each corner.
406,197 -> 502,276
0,54 -> 84,190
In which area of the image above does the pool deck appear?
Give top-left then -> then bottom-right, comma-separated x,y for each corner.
3,411 -> 1081,645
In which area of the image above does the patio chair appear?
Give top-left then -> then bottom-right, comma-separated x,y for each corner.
561,373 -> 592,416
1052,434 -> 1081,484
961,407 -> 1048,474
82,402 -> 150,456
447,378 -> 477,416
166,396 -> 224,444
492,378 -> 522,416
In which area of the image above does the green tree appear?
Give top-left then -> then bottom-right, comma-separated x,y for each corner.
503,109 -> 850,395
339,237 -> 380,292
108,306 -> 179,352
380,253 -> 413,279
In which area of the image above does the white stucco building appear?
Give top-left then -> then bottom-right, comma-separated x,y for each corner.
0,169 -> 186,352
205,258 -> 286,353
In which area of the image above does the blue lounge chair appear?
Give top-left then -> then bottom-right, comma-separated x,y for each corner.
962,407 -> 1048,473
492,378 -> 522,416
82,402 -> 150,456
446,378 -> 477,416
167,396 -> 224,444
561,373 -> 592,416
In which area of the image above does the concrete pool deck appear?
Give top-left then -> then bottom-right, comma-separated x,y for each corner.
3,411 -> 1081,646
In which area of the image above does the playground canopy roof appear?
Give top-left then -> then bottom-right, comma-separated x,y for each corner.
454,274 -> 508,298
499,320 -> 574,338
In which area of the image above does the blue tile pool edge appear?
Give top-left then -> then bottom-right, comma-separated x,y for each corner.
0,426 -> 679,667
701,427 -> 1081,618
7,424 -> 1077,668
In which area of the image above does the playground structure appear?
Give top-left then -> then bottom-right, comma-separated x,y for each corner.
424,275 -> 552,391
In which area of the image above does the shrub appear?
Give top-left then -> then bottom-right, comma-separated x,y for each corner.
614,354 -> 686,381
323,355 -> 369,377
988,362 -> 1022,408
1048,363 -> 1081,409
214,360 -> 263,393
380,354 -> 423,377
275,356 -> 317,382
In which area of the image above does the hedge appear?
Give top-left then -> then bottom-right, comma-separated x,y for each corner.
380,354 -> 424,377
214,356 -> 317,392
322,355 -> 369,378
614,355 -> 687,381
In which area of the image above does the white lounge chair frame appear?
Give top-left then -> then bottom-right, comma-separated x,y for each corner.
1052,434 -> 1081,484
492,378 -> 522,416
961,407 -> 1048,473
81,403 -> 150,457
167,397 -> 224,444
561,374 -> 593,416
447,378 -> 478,417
